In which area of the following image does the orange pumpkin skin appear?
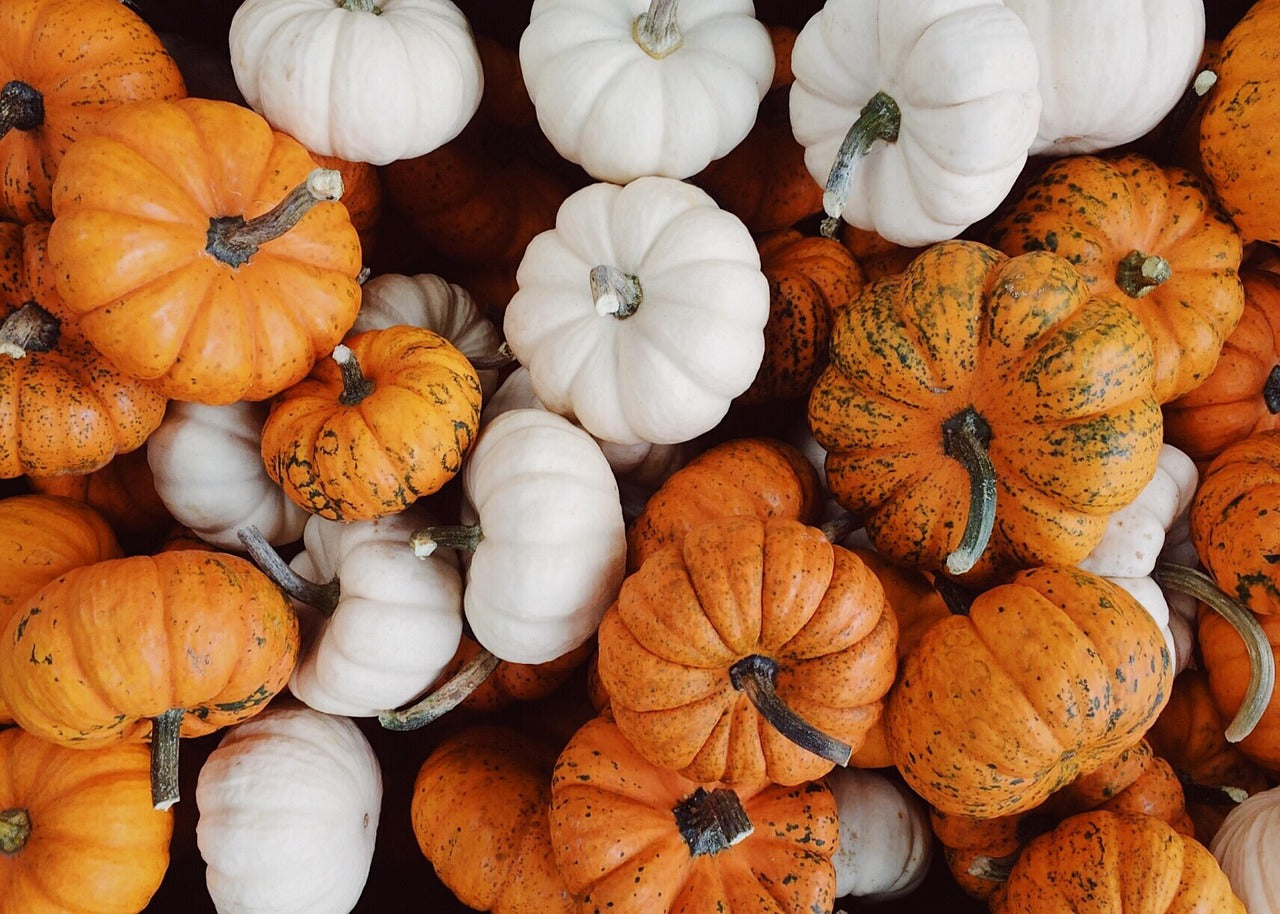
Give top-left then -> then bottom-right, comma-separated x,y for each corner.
438,635 -> 594,713
1199,607 -> 1280,774
0,727 -> 173,914
0,0 -> 186,223
26,446 -> 173,541
550,717 -> 839,914
310,152 -> 381,256
987,154 -> 1244,404
260,325 -> 481,521
45,97 -> 362,405
887,565 -> 1173,820
598,515 -> 897,786
989,810 -> 1246,914
808,241 -> 1163,585
839,225 -> 926,282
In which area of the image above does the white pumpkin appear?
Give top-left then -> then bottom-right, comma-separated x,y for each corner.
1211,784 -> 1280,914
503,176 -> 770,446
147,400 -> 309,550
519,0 -> 774,183
788,0 -> 1041,246
1003,0 -> 1205,156
196,703 -> 382,914
827,767 -> 933,901
228,0 -> 483,165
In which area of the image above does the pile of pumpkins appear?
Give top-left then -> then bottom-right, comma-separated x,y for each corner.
2,0 -> 1280,911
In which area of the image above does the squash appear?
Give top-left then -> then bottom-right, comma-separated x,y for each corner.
432,635 -> 595,714
310,152 -> 382,255
26,446 -> 173,542
1210,785 -> 1280,914
826,767 -> 932,901
1199,607 -> 1280,773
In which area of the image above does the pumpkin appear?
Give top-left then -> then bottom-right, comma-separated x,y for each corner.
504,175 -> 770,446
26,446 -> 173,542
1199,606 -> 1280,773
986,153 -> 1245,404
0,727 -> 173,913
229,0 -> 483,165
839,224 -> 926,283
0,550 -> 299,808
550,716 -> 839,914
1210,784 -> 1280,914
45,97 -> 362,405
195,702 -> 382,914
0,0 -> 186,223
260,326 -> 482,522
826,767 -> 932,901
788,0 -> 1041,246
411,724 -> 574,914
310,152 -> 382,254
808,240 -> 1163,584
433,635 -> 595,714
597,514 -> 898,786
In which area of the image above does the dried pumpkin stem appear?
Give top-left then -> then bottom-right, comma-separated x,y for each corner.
633,0 -> 682,59
150,708 -> 184,811
340,0 -> 381,12
673,787 -> 753,857
410,524 -> 484,558
0,80 -> 44,138
1264,365 -> 1280,415
378,646 -> 502,731
237,525 -> 340,613
1175,770 -> 1248,806
333,344 -> 376,406
819,512 -> 860,545
967,853 -> 1018,884
941,407 -> 997,576
468,341 -> 515,371
1115,251 -> 1172,298
1152,561 -> 1276,742
0,301 -> 60,358
590,265 -> 643,319
0,808 -> 31,854
820,91 -> 901,238
728,653 -> 852,766
205,168 -> 344,268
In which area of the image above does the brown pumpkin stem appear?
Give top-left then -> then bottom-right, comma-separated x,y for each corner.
590,265 -> 643,319
0,808 -> 31,855
728,653 -> 852,766
941,407 -> 997,576
673,787 -> 753,857
378,646 -> 502,731
0,80 -> 44,139
150,708 -> 184,811
820,91 -> 901,238
1263,365 -> 1280,415
468,341 -> 515,371
1115,251 -> 1173,298
333,344 -> 376,406
1152,561 -> 1276,742
205,168 -> 344,269
0,301 -> 60,358
819,512 -> 860,545
410,524 -> 483,558
1175,770 -> 1248,806
237,525 -> 340,614
934,574 -> 977,617
633,0 -> 682,59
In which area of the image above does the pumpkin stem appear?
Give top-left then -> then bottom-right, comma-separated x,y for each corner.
1152,561 -> 1276,742
934,574 -> 977,617
1263,365 -> 1280,415
149,708 -> 185,811
1115,251 -> 1173,298
333,344 -> 376,406
673,787 -> 753,857
0,808 -> 31,855
205,168 -> 345,269
941,407 -> 997,576
1175,770 -> 1248,806
633,0 -> 682,59
820,91 -> 901,238
967,852 -> 1018,884
378,646 -> 502,731
590,265 -> 643,319
468,341 -> 515,371
0,80 -> 44,139
1193,69 -> 1218,97
728,653 -> 852,766
819,512 -> 860,545
409,524 -> 483,558
340,0 -> 382,12
237,525 -> 340,614
0,301 -> 60,358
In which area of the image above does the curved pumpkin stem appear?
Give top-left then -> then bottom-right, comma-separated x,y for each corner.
590,265 -> 643,319
1263,365 -> 1280,415
1115,251 -> 1172,298
1175,769 -> 1248,806
378,646 -> 501,731
0,301 -> 60,359
633,0 -> 682,59
237,525 -> 340,614
467,341 -> 515,371
728,653 -> 852,766
409,524 -> 483,558
333,344 -> 376,406
0,808 -> 31,854
0,80 -> 44,139
205,168 -> 344,268
674,787 -> 753,856
1152,561 -> 1276,742
941,407 -> 997,576
150,708 -> 184,811
820,91 -> 901,238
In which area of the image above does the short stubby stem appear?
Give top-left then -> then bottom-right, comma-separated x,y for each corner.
1115,251 -> 1172,298
410,524 -> 483,558
728,653 -> 852,765
1264,365 -> 1280,415
590,265 -> 643,319
941,407 -> 997,576
206,168 -> 344,269
821,91 -> 902,238
150,708 -> 185,811
340,0 -> 382,12
333,344 -> 376,406
673,787 -> 753,857
0,808 -> 31,855
0,80 -> 44,139
633,0 -> 683,59
0,301 -> 60,358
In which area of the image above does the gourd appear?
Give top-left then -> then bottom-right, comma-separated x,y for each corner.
1210,785 -> 1280,914
1199,608 -> 1280,773
826,767 -> 932,901
26,446 -> 173,542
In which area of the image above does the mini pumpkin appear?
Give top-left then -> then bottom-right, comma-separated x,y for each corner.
1210,784 -> 1280,914
26,446 -> 172,541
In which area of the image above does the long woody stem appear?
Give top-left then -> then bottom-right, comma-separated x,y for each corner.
333,345 -> 376,406
729,654 -> 852,765
206,168 -> 344,268
633,0 -> 682,58
237,525 -> 341,613
942,407 -> 997,576
150,708 -> 185,811
410,525 -> 483,558
378,647 -> 502,730
821,91 -> 901,238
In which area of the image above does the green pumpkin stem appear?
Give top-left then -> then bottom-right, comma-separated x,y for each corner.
1263,365 -> 1280,415
205,168 -> 344,269
0,301 -> 60,358
634,0 -> 682,59
237,525 -> 340,614
728,653 -> 852,766
0,808 -> 31,855
150,708 -> 185,811
941,407 -> 997,576
0,80 -> 44,139
673,787 -> 754,857
378,646 -> 502,731
1115,251 -> 1173,298
820,91 -> 902,238
409,524 -> 484,558
1152,561 -> 1276,742
333,344 -> 376,406
340,0 -> 382,12
468,341 -> 516,371
590,265 -> 643,319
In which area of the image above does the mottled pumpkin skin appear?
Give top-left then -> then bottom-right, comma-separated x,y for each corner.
1199,607 -> 1280,774
550,717 -> 839,914
987,154 -> 1244,404
808,241 -> 1163,585
260,325 -> 481,522
598,515 -> 898,787
989,810 -> 1246,914
888,565 -> 1173,820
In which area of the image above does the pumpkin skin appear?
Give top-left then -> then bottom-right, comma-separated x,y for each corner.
1199,607 -> 1280,773
826,766 -> 932,901
310,152 -> 381,254
1210,785 -> 1280,914
550,716 -> 840,914
808,240 -> 1163,584
0,727 -> 173,914
435,635 -> 595,714
987,153 -> 1245,404
0,0 -> 186,223
26,446 -> 173,542
46,97 -> 362,404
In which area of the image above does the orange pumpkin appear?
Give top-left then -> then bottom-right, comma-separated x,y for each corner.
26,445 -> 173,542
1199,606 -> 1280,774
310,152 -> 381,256
839,224 -> 926,282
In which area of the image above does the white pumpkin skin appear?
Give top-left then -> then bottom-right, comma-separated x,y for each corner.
288,506 -> 465,717
504,176 -> 770,446
1211,784 -> 1280,914
519,0 -> 774,183
788,0 -> 1041,246
147,401 -> 309,550
228,0 -> 483,165
827,767 -> 933,901
1003,0 -> 1205,156
196,703 -> 382,914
